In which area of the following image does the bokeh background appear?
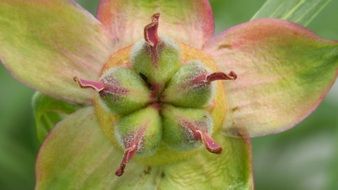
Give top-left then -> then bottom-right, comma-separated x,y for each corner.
0,0 -> 337,189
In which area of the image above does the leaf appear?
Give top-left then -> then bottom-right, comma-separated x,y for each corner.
32,92 -> 81,143
252,0 -> 332,26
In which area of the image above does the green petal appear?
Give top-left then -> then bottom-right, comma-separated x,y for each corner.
0,0 -> 112,104
203,19 -> 338,137
159,134 -> 253,190
97,0 -> 214,49
32,92 -> 81,143
36,108 -> 253,189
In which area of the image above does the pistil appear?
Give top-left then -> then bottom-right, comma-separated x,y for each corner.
73,77 -> 105,92
115,127 -> 145,176
206,71 -> 237,83
180,120 -> 222,154
144,13 -> 160,65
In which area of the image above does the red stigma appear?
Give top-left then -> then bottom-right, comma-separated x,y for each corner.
180,120 -> 222,154
115,127 -> 145,177
144,13 -> 160,65
74,77 -> 128,95
144,13 -> 160,48
206,71 -> 237,83
73,77 -> 105,92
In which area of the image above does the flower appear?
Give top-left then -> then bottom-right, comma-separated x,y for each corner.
0,0 -> 337,189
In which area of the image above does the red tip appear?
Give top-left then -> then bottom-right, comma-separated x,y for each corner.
115,145 -> 138,177
114,128 -> 145,177
206,71 -> 237,83
180,120 -> 222,154
144,13 -> 161,65
144,13 -> 160,47
73,77 -> 105,92
196,131 -> 222,154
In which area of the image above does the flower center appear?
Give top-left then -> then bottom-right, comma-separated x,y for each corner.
74,13 -> 236,177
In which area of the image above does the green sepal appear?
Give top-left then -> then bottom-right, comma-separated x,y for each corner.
32,92 -> 81,143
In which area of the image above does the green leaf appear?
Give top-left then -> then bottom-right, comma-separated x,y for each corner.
32,92 -> 81,143
252,0 -> 332,26
36,107 -> 253,190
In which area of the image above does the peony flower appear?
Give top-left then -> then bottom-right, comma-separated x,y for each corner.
0,0 -> 337,189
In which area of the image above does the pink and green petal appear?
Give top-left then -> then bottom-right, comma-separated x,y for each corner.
203,19 -> 338,137
0,0 -> 113,104
36,108 -> 253,190
97,0 -> 214,49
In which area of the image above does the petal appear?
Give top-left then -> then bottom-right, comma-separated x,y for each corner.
97,0 -> 214,49
159,133 -> 253,190
0,0 -> 113,104
36,107 -> 253,189
203,19 -> 338,137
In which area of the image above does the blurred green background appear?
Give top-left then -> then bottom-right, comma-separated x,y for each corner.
0,0 -> 337,189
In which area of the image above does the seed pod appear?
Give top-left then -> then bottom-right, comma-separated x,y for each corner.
131,38 -> 181,89
162,61 -> 237,108
114,106 -> 162,176
99,67 -> 151,115
162,61 -> 212,108
161,105 -> 222,154
131,13 -> 181,90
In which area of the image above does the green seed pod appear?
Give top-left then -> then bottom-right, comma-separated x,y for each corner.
114,106 -> 162,176
99,67 -> 151,115
162,61 -> 213,108
131,37 -> 181,89
161,105 -> 222,153
73,13 -> 233,178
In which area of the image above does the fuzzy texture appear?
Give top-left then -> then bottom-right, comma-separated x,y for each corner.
163,61 -> 213,108
161,105 -> 213,151
115,107 -> 162,156
131,37 -> 181,89
99,68 -> 151,115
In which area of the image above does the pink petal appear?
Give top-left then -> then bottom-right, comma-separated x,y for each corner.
203,19 -> 338,137
97,0 -> 214,49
